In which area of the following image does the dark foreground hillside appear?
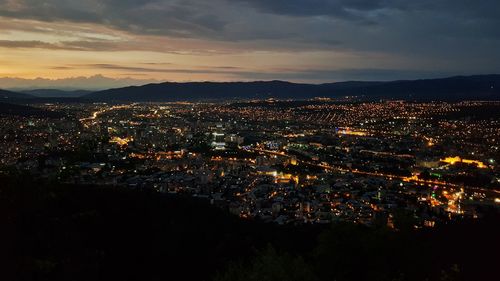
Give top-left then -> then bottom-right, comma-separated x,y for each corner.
0,102 -> 66,118
0,176 -> 498,281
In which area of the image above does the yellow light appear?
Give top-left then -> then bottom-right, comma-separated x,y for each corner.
110,136 -> 133,146
441,156 -> 487,169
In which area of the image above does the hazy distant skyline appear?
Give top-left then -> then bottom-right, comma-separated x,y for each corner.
1,0 -> 499,86
0,75 -> 159,90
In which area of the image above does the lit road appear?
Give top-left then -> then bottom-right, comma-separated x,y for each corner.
79,104 -> 137,123
249,148 -> 500,196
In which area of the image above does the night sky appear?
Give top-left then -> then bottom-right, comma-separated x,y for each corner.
1,0 -> 499,87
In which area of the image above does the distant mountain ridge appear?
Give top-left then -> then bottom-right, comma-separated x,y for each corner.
85,75 -> 500,102
1,75 -> 499,102
0,75 -> 158,91
22,89 -> 91,98
0,89 -> 34,100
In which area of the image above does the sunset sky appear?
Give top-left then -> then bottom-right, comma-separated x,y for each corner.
1,0 -> 499,87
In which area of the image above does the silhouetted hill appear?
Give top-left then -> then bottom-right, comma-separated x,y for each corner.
22,89 -> 91,98
23,97 -> 91,104
1,89 -> 88,104
85,75 -> 500,102
0,89 -> 34,100
86,81 -> 322,102
0,176 -> 321,281
0,102 -> 66,118
341,75 -> 500,100
0,176 -> 498,281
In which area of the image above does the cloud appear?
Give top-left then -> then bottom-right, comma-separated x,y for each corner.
0,0 -> 499,82
0,74 -> 158,90
235,0 -> 384,21
0,39 -> 123,51
0,40 -> 62,49
0,0 -> 229,38
237,0 -> 500,22
1,1 -> 499,47
59,63 -> 461,83
62,63 -> 255,75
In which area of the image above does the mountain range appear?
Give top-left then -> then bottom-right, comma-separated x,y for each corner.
21,89 -> 92,98
1,75 -> 499,102
0,75 -> 158,91
0,89 -> 33,100
85,75 -> 500,102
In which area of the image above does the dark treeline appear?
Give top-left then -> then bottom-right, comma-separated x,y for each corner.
0,175 -> 498,281
0,102 -> 66,118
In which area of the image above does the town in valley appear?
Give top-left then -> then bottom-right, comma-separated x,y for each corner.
2,99 -> 499,228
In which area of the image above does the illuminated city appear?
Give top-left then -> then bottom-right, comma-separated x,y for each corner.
2,100 -> 499,227
2,0 -> 500,280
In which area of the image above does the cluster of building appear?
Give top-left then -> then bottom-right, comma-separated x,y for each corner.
1,100 -> 499,228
